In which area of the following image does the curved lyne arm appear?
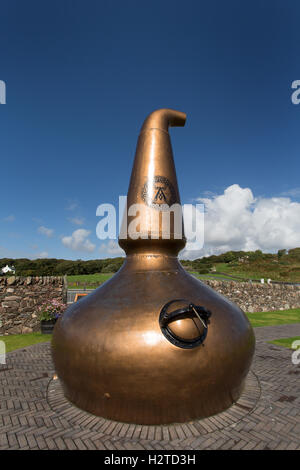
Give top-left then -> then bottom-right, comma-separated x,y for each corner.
140,108 -> 187,133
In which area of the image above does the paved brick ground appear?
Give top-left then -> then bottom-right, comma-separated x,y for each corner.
0,323 -> 300,450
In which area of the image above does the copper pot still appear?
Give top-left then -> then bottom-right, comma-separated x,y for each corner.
52,109 -> 255,425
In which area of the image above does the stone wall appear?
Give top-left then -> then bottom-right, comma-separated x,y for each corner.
0,276 -> 66,335
0,276 -> 299,335
203,280 -> 300,313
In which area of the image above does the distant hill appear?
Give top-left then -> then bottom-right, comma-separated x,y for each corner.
0,257 -> 124,277
1,248 -> 299,282
181,248 -> 300,282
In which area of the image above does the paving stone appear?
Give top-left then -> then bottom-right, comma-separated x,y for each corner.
0,324 -> 300,450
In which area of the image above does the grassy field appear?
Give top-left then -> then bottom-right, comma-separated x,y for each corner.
268,336 -> 300,349
67,259 -> 300,289
67,273 -> 113,289
67,270 -> 248,288
0,333 -> 51,353
246,308 -> 300,327
193,271 -> 245,282
1,308 -> 300,353
214,261 -> 300,283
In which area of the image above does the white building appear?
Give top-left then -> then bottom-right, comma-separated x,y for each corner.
1,265 -> 15,275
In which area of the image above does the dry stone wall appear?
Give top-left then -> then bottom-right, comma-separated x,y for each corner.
203,280 -> 300,312
0,276 -> 299,335
0,276 -> 66,335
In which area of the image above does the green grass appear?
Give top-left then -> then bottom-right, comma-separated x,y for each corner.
68,261 -> 300,288
246,308 -> 300,327
69,270 -> 245,287
192,271 -> 244,282
214,260 -> 300,282
1,309 -> 300,352
268,336 -> 300,349
67,273 -> 114,289
0,333 -> 51,353
214,263 -> 265,281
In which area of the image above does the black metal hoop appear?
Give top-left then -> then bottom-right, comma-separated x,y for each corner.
159,299 -> 212,349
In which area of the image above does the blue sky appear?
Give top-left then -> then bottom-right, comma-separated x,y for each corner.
1,0 -> 300,260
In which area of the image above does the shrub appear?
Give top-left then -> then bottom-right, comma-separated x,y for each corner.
197,268 -> 210,274
38,299 -> 67,321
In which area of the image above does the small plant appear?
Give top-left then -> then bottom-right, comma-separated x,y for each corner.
38,299 -> 67,322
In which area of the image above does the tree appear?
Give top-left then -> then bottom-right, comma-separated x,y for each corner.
277,249 -> 286,260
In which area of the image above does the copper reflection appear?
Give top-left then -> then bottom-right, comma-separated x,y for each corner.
52,109 -> 255,425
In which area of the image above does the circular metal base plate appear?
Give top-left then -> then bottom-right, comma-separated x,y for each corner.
47,371 -> 261,440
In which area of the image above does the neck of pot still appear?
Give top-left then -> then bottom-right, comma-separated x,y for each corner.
118,109 -> 187,268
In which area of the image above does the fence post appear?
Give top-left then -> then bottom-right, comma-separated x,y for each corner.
63,275 -> 68,303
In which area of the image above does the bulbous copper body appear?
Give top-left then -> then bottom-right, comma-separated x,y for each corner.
52,109 -> 255,425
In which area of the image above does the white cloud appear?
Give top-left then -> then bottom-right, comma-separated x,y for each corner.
99,240 -> 125,256
65,200 -> 79,211
62,229 -> 96,253
38,226 -> 54,238
68,217 -> 85,226
36,251 -> 49,258
3,215 -> 15,222
181,184 -> 300,259
281,188 -> 300,198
